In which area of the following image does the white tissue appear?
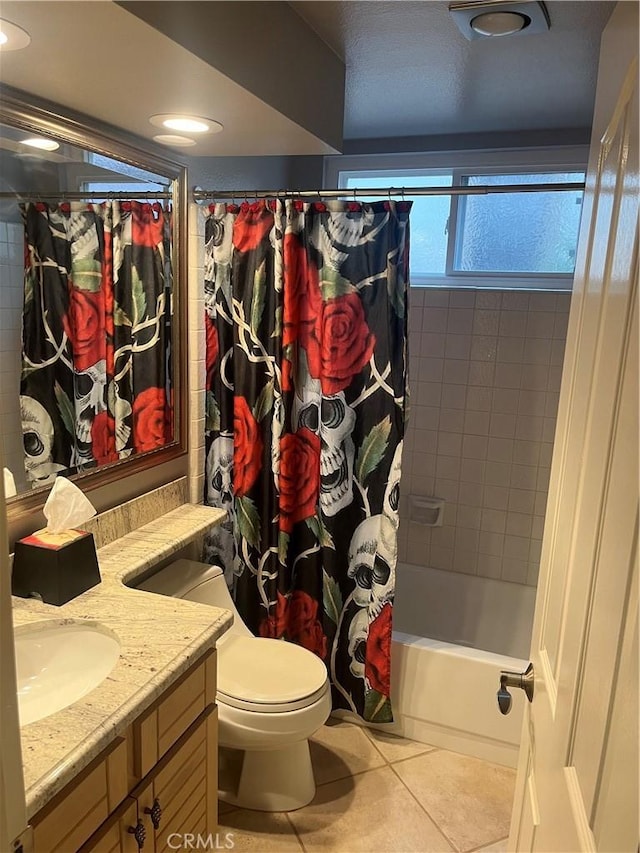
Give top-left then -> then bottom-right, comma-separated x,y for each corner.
3,467 -> 16,498
43,477 -> 97,534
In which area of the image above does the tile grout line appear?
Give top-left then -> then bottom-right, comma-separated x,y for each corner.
285,810 -> 308,853
468,836 -> 510,852
359,722 -> 439,765
387,761 -> 461,853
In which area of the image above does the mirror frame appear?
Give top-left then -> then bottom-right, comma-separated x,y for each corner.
0,85 -> 189,523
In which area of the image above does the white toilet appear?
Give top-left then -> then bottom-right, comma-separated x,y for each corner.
136,558 -> 331,811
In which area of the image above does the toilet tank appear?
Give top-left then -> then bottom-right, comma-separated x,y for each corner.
135,559 -> 250,639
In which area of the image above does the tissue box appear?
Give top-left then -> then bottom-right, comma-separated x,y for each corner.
12,528 -> 101,606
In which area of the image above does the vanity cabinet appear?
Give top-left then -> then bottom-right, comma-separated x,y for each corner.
31,651 -> 218,853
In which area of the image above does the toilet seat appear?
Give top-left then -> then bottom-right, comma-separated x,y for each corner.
217,635 -> 328,713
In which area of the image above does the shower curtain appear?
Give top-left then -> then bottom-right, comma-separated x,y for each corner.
20,201 -> 172,486
204,198 -> 411,722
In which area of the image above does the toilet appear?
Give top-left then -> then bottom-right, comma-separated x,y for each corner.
136,558 -> 331,811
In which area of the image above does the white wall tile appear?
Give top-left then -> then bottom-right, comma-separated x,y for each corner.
397,286 -> 570,591
475,291 -> 501,309
473,310 -> 500,335
445,333 -> 471,360
447,308 -> 474,334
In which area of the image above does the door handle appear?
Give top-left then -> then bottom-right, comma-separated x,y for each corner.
497,662 -> 534,714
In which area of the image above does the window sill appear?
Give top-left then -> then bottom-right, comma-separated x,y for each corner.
409,274 -> 573,292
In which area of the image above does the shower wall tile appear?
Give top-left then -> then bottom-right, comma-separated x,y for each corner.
398,287 -> 570,588
187,205 -> 207,505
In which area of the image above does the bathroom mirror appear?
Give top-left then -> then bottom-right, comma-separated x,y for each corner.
0,86 -> 188,515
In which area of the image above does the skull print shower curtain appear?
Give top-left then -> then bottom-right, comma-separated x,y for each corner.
204,199 -> 411,722
20,201 -> 172,486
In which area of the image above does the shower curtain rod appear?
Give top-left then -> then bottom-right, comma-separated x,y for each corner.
0,190 -> 173,201
193,181 -> 585,202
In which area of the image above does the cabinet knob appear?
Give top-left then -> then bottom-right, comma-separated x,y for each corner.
144,797 -> 162,830
128,820 -> 146,849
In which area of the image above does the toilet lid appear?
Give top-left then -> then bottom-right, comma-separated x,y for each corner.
218,636 -> 328,706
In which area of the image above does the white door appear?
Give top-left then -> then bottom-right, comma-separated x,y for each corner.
0,445 -> 27,847
508,3 -> 638,850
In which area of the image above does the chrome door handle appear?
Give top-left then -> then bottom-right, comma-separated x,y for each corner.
497,662 -> 534,714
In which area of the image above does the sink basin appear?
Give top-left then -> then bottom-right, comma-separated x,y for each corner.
14,620 -> 121,726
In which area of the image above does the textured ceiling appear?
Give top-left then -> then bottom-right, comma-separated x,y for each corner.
291,1 -> 615,141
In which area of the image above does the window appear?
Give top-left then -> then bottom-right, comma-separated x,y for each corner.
327,149 -> 587,289
77,152 -> 170,197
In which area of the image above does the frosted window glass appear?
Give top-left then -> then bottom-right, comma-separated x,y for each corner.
344,174 -> 451,275
455,173 -> 584,274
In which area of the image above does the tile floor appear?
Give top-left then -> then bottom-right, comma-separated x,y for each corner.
218,718 -> 515,852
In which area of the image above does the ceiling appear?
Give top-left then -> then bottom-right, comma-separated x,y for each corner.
0,1 -> 341,157
0,1 -> 615,157
292,0 -> 614,141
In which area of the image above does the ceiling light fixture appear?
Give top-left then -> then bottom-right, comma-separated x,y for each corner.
0,19 -> 31,50
149,114 -> 223,134
449,1 -> 549,40
153,134 -> 197,148
21,137 -> 60,152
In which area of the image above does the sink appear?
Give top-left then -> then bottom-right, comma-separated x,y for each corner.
14,620 -> 121,726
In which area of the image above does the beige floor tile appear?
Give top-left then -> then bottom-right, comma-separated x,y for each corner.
364,727 -> 436,763
288,765 -> 454,852
474,839 -> 509,852
217,808 -> 304,851
310,719 -> 386,785
393,750 -> 516,852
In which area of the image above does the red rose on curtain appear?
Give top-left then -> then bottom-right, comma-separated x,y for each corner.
289,590 -> 327,658
132,387 -> 170,452
282,232 -> 322,347
258,591 -> 289,639
205,313 -> 219,388
303,293 -> 376,395
131,202 -> 165,249
102,229 -> 114,342
233,203 -> 273,253
365,602 -> 392,697
62,286 -> 105,371
278,428 -> 321,532
91,411 -> 116,464
233,396 -> 263,496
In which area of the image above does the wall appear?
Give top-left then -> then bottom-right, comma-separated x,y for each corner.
398,287 -> 570,588
0,220 -> 25,496
185,154 -> 324,193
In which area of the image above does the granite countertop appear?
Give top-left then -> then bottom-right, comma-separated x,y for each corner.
12,503 -> 231,818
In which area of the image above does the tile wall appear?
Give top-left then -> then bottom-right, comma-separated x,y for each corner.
398,287 -> 571,588
0,219 -> 26,494
187,205 -> 207,505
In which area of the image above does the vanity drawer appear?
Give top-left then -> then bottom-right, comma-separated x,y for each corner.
31,736 -> 128,853
130,650 -> 216,781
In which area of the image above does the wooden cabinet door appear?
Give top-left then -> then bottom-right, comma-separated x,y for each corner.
80,798 -> 139,853
148,705 -> 218,853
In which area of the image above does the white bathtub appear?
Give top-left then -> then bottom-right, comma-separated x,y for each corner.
385,562 -> 536,767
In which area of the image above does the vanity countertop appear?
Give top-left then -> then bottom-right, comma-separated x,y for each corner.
11,502 -> 230,819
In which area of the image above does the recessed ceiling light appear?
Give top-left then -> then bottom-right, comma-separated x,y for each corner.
471,10 -> 529,36
149,114 -> 223,134
21,137 -> 60,152
0,19 -> 31,50
153,134 -> 197,148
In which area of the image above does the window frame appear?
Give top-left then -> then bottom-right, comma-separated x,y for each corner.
324,147 -> 588,290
